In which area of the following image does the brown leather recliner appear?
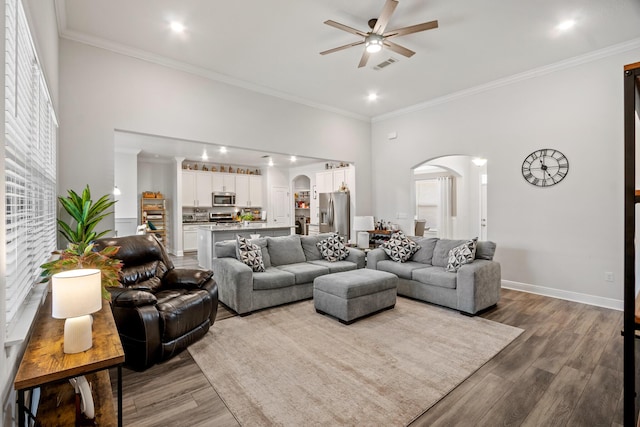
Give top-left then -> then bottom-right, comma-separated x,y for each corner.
93,234 -> 218,370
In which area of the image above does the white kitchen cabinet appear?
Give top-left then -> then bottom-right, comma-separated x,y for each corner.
183,224 -> 199,252
315,171 -> 334,193
235,175 -> 263,207
212,173 -> 236,192
182,171 -> 212,207
316,168 -> 353,194
308,224 -> 319,236
249,176 -> 263,207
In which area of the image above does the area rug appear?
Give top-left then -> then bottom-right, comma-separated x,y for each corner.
188,298 -> 523,426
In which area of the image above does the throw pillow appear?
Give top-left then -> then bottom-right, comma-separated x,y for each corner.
446,238 -> 478,272
316,233 -> 349,262
236,235 -> 265,272
381,231 -> 421,263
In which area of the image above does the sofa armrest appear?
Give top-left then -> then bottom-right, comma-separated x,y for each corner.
211,257 -> 254,315
163,268 -> 214,289
366,248 -> 389,270
456,260 -> 501,315
109,287 -> 158,308
346,247 -> 366,269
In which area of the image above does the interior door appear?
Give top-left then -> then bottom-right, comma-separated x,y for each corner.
272,186 -> 290,225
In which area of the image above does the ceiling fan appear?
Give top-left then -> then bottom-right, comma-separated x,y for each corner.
320,0 -> 438,68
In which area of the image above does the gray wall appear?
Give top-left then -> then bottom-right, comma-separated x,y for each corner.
58,39 -> 373,237
371,45 -> 640,308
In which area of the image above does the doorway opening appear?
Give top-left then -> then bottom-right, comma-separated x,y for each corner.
292,175 -> 311,235
412,155 -> 487,239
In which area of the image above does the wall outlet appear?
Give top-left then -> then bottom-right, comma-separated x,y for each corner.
604,272 -> 614,282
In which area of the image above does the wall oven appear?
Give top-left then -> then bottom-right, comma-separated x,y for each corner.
212,192 -> 236,206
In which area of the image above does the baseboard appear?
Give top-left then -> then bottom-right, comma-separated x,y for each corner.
501,280 -> 623,311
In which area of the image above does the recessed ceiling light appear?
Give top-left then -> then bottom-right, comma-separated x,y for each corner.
268,158 -> 274,167
367,93 -> 378,101
170,21 -> 185,33
219,147 -> 227,154
556,19 -> 576,31
290,156 -> 297,162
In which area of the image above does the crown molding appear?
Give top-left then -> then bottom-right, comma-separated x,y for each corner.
57,25 -> 370,123
372,37 -> 640,123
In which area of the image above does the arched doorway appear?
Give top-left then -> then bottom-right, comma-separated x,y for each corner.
412,155 -> 488,240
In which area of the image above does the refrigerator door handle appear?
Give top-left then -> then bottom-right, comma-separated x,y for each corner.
328,197 -> 334,226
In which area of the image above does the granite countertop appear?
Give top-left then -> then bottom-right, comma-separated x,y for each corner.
198,223 -> 293,231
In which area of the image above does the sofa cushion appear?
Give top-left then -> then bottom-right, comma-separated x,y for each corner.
409,237 -> 438,264
476,241 -> 497,260
317,233 -> 349,262
412,266 -> 457,289
381,231 -> 421,262
215,240 -> 238,259
277,262 -> 330,284
308,259 -> 358,273
446,238 -> 478,272
376,260 -> 426,280
300,233 -> 334,261
253,267 -> 296,290
267,235 -> 306,266
432,239 -> 467,267
250,238 -> 271,268
236,236 -> 265,272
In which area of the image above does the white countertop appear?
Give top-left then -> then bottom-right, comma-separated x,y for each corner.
198,223 -> 293,231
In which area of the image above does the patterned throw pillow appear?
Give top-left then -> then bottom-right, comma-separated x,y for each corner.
236,235 -> 265,272
381,231 -> 421,263
316,233 -> 349,262
446,238 -> 478,272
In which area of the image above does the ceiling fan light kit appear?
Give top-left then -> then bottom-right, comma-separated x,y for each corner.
365,35 -> 384,53
321,0 -> 439,68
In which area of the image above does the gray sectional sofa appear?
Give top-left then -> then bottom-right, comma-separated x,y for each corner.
367,237 -> 501,315
212,234 -> 366,315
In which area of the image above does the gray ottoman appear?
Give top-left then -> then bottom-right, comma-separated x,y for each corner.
313,269 -> 398,324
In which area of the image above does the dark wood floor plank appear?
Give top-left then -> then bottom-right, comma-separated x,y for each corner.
476,366 -> 555,427
413,373 -> 511,427
567,364 -> 624,426
520,366 -> 590,427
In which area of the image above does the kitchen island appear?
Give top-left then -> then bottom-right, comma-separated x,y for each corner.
197,223 -> 293,269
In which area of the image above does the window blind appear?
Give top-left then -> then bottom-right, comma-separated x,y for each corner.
4,0 -> 57,331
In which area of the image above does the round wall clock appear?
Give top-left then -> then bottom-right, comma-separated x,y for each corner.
521,149 -> 569,187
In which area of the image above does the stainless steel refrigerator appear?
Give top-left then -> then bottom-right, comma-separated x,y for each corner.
319,191 -> 350,237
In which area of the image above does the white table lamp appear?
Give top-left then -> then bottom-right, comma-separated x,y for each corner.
353,216 -> 375,249
52,269 -> 102,354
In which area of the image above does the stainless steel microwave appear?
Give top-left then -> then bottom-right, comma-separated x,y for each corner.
212,192 -> 236,206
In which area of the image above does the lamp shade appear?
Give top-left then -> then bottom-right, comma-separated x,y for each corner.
353,216 -> 375,231
52,269 -> 102,319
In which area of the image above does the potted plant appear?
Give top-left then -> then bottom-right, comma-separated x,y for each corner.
240,213 -> 254,226
40,186 -> 122,301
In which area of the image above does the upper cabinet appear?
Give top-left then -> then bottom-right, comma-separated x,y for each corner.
316,166 -> 354,194
235,175 -> 263,207
181,171 -> 212,207
212,173 -> 236,193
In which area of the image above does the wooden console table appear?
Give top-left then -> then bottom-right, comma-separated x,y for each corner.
14,292 -> 125,426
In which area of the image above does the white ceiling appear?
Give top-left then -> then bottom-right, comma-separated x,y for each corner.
58,0 -> 640,120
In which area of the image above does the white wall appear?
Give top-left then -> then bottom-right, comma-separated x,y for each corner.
372,47 -> 640,308
58,39 -> 372,239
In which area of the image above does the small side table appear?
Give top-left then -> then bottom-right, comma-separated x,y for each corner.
14,292 -> 125,426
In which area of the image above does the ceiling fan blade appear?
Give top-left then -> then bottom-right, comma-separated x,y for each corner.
384,20 -> 439,38
320,40 -> 365,56
383,40 -> 415,58
372,0 -> 399,34
358,50 -> 371,68
324,20 -> 368,37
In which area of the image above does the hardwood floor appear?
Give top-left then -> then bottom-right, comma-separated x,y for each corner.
111,255 -> 623,426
